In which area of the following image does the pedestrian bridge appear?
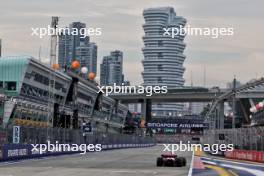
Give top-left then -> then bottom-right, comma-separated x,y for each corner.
109,87 -> 225,103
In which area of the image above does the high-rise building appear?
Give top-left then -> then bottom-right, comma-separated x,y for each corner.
58,22 -> 97,75
100,50 -> 124,86
76,42 -> 97,74
142,7 -> 187,117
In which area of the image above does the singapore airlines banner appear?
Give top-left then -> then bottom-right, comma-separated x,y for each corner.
146,122 -> 208,129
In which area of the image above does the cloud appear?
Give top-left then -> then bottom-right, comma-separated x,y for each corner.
0,0 -> 263,87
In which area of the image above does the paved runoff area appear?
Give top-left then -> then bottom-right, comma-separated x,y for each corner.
192,150 -> 264,176
0,146 -> 192,176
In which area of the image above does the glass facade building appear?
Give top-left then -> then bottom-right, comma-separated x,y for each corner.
100,50 -> 124,86
58,22 -> 97,75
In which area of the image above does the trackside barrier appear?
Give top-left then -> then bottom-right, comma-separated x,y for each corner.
0,143 -> 155,162
225,149 -> 264,163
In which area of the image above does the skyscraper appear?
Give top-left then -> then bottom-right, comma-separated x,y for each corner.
142,7 -> 187,116
76,42 -> 97,75
58,22 -> 97,75
100,50 -> 124,86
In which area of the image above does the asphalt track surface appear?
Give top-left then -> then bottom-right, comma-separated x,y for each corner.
193,156 -> 264,176
0,146 -> 192,176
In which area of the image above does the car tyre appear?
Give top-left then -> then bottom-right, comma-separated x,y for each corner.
175,158 -> 183,167
156,157 -> 163,167
178,157 -> 186,166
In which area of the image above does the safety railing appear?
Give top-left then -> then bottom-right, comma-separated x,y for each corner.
202,127 -> 264,151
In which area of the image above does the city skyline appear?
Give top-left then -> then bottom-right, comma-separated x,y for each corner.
0,0 -> 263,87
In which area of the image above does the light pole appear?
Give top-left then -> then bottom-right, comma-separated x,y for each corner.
232,77 -> 236,129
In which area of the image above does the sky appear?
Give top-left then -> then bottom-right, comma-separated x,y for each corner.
0,0 -> 264,87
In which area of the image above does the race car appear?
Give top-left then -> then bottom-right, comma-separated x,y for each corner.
156,154 -> 187,167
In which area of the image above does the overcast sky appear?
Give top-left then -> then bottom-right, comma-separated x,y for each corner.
0,0 -> 263,87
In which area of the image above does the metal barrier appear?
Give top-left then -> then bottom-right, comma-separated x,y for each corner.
202,127 -> 264,151
0,127 -> 7,144
0,126 -> 155,146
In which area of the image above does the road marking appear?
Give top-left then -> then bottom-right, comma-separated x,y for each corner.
228,169 -> 239,176
201,156 -> 264,168
188,151 -> 194,176
202,160 -> 217,165
111,170 -> 158,174
221,164 -> 264,176
205,164 -> 232,176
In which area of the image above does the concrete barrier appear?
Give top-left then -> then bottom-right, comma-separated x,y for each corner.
0,143 -> 155,162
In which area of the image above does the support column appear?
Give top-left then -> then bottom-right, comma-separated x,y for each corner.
72,77 -> 79,129
232,78 -> 237,129
141,99 -> 146,120
141,98 -> 152,136
146,99 -> 152,123
218,101 -> 225,129
90,92 -> 102,118
141,99 -> 152,122
238,99 -> 250,124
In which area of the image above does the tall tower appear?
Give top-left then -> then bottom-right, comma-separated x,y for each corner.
142,7 -> 187,117
58,22 -> 97,75
100,50 -> 124,86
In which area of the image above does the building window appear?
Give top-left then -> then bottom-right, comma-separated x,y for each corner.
6,82 -> 17,91
157,77 -> 162,83
157,65 -> 163,71
158,52 -> 162,59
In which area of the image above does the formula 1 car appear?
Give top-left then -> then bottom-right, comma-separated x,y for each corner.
156,154 -> 187,167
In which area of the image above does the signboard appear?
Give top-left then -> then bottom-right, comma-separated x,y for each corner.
146,122 -> 206,129
225,149 -> 264,163
13,126 -> 20,144
82,123 -> 92,136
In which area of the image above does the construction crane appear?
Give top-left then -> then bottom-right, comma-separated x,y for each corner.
50,16 -> 59,67
48,16 -> 59,128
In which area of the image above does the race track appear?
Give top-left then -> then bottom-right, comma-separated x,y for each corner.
192,156 -> 264,176
0,146 -> 192,176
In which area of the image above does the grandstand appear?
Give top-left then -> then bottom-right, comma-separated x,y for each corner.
0,56 -> 128,133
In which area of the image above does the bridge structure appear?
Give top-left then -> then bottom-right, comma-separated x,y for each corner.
109,79 -> 264,129
205,78 -> 264,129
109,87 -> 224,123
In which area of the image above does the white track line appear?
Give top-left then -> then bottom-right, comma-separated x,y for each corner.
221,164 -> 264,176
201,157 -> 264,168
188,151 -> 194,176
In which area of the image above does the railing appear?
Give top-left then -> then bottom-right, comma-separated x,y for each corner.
0,126 -> 155,146
202,127 -> 264,151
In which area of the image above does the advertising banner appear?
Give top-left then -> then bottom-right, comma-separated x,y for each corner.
225,149 -> 264,163
146,122 -> 206,129
13,126 -> 20,144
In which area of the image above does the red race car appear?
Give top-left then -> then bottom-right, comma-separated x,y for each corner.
156,154 -> 187,167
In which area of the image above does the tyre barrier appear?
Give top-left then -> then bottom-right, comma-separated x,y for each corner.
0,143 -> 155,162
